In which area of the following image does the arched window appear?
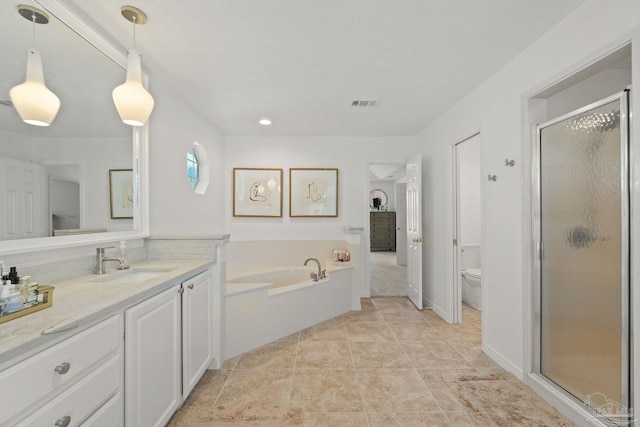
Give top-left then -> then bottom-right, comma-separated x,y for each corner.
186,142 -> 209,195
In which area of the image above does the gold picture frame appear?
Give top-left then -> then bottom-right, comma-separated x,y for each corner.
289,168 -> 338,217
109,169 -> 134,219
233,168 -> 283,217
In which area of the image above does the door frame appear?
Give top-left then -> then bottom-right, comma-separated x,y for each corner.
447,128 -> 482,325
365,157 -> 409,298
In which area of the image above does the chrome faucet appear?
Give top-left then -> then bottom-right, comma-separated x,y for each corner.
304,258 -> 326,282
95,246 -> 129,274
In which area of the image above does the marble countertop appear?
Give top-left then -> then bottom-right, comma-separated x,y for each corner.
0,259 -> 213,364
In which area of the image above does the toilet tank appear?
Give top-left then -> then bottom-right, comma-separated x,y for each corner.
460,244 -> 481,270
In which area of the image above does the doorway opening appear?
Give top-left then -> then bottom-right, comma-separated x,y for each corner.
452,133 -> 482,324
368,162 -> 407,297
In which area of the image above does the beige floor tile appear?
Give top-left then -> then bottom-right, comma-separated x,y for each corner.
445,411 -> 478,426
420,309 -> 451,327
235,342 -> 298,370
386,321 -> 445,341
380,308 -> 425,322
303,412 -> 368,426
372,296 -> 415,311
299,318 -> 347,341
215,369 -> 294,406
360,298 -> 376,311
277,332 -> 301,342
221,355 -> 240,370
182,369 -> 232,407
350,341 -> 414,369
434,325 -> 483,346
417,370 -> 467,412
341,309 -> 385,322
401,341 -> 472,369
169,404 -> 303,427
344,321 -> 396,342
290,370 -> 363,412
450,342 -> 500,369
179,296 -> 576,427
367,412 -> 451,427
356,368 -> 441,413
295,341 -> 354,369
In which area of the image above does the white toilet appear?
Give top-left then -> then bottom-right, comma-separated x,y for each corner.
460,245 -> 482,311
461,267 -> 482,311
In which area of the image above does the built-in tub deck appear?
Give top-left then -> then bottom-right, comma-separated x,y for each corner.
224,262 -> 355,358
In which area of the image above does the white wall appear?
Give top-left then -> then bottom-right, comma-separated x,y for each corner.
457,135 -> 481,244
147,80 -> 226,237
416,0 -> 640,382
225,136 -> 415,241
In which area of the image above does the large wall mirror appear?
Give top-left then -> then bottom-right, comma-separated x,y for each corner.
0,0 -> 148,255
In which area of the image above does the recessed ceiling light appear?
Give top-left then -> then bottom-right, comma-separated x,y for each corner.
259,118 -> 272,126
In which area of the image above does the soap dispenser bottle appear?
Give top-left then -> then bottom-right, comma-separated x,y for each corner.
119,241 -> 129,269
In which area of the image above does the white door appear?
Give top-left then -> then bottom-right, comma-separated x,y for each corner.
395,183 -> 407,266
182,270 -> 213,398
406,154 -> 423,309
0,156 -> 47,239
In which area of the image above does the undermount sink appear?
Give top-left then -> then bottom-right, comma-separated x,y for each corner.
92,267 -> 175,284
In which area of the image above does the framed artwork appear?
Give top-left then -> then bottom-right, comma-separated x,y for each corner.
233,168 -> 283,217
109,169 -> 134,219
289,168 -> 338,217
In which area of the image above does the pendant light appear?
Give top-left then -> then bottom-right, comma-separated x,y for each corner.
9,5 -> 61,127
112,6 -> 154,127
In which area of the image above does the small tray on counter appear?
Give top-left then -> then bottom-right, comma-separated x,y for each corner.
0,286 -> 55,325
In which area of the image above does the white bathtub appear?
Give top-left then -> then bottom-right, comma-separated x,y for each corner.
224,265 -> 354,358
227,267 -> 320,296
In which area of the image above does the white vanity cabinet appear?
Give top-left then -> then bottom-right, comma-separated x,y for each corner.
182,270 -> 213,397
125,270 -> 213,427
0,314 -> 124,427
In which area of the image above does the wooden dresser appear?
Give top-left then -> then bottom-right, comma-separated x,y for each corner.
370,211 -> 396,251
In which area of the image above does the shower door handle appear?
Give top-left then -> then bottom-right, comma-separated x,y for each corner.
536,241 -> 544,260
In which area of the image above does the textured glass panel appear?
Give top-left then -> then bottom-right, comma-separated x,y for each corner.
539,100 -> 623,410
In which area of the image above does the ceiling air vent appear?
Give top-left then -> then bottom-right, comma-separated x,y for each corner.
351,99 -> 378,107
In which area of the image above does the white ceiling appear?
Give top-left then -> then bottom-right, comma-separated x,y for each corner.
8,0 -> 587,137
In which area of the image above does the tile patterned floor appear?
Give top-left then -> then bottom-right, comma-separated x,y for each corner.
170,298 -> 574,426
369,252 -> 407,296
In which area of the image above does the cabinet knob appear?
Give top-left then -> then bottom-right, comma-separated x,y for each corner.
55,415 -> 71,427
187,284 -> 194,289
54,362 -> 71,375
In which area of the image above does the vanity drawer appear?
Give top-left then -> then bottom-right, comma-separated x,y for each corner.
81,392 -> 123,427
0,315 -> 122,423
16,354 -> 121,427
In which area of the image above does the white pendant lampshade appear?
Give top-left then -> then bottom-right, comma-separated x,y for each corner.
112,49 -> 154,126
10,49 -> 61,127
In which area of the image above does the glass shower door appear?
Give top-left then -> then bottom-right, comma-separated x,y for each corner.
536,91 -> 629,423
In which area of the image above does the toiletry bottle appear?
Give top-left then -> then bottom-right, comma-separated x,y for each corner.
119,241 -> 129,269
9,266 -> 19,284
19,276 -> 38,308
1,275 -> 22,315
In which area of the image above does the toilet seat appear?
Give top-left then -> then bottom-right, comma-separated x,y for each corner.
462,268 -> 482,280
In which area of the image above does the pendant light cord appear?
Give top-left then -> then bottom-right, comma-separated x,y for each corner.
31,12 -> 36,48
132,15 -> 137,50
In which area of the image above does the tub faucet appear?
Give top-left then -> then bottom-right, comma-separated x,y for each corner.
304,258 -> 326,282
95,246 -> 129,274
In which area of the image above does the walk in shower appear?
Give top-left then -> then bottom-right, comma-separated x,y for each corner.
534,91 -> 630,425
